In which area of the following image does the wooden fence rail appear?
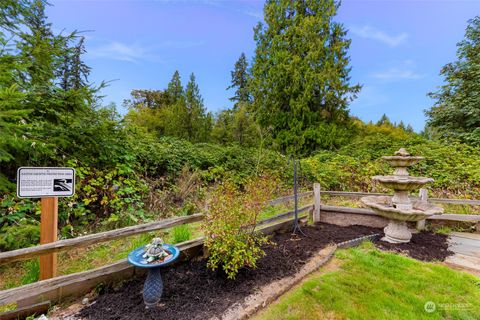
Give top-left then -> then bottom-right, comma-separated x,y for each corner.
320,190 -> 480,206
0,214 -> 204,265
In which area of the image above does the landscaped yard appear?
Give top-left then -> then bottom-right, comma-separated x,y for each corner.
254,242 -> 480,320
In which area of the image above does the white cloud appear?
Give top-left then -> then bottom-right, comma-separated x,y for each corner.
371,68 -> 424,80
371,60 -> 425,80
350,25 -> 408,47
87,40 -> 204,63
88,42 -> 154,63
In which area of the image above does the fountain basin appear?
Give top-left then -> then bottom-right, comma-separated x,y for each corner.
382,155 -> 424,169
361,195 -> 444,221
128,244 -> 180,268
373,176 -> 433,191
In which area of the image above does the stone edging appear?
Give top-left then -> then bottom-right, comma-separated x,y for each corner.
216,233 -> 381,320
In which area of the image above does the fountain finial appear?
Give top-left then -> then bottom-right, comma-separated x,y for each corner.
394,148 -> 410,156
361,148 -> 443,243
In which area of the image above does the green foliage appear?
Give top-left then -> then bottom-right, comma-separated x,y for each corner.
212,104 -> 260,147
301,121 -> 480,197
0,224 -> 40,251
60,160 -> 148,233
125,71 -> 212,143
426,16 -> 480,146
251,0 -> 361,155
171,224 -> 191,244
203,176 -> 279,279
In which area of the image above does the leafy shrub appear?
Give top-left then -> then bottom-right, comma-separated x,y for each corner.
203,175 -> 279,279
171,224 -> 191,243
0,224 -> 40,251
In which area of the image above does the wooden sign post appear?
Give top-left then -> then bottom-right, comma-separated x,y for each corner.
17,167 -> 75,280
40,197 -> 59,280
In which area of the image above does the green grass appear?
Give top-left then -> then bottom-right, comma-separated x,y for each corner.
254,242 -> 480,320
171,224 -> 191,243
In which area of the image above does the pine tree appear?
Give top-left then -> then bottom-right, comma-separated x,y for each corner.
377,114 -> 392,126
0,1 -> 30,190
166,70 -> 183,104
251,0 -> 360,155
227,53 -> 251,109
185,73 -> 211,142
426,16 -> 480,145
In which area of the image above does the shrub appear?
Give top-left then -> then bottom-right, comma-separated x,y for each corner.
203,175 -> 278,279
0,224 -> 40,251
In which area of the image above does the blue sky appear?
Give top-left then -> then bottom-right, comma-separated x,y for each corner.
47,0 -> 480,132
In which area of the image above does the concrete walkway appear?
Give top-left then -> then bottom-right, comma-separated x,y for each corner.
445,232 -> 480,277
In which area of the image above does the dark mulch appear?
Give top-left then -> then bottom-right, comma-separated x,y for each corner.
373,231 -> 453,261
78,223 -> 452,320
78,223 -> 379,320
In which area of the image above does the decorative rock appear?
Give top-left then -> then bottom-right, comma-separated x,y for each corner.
82,297 -> 89,305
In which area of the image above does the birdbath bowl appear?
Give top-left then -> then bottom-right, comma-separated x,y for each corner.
128,243 -> 180,308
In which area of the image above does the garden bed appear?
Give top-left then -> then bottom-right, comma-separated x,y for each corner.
77,223 -> 451,320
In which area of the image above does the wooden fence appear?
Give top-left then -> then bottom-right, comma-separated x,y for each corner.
0,185 -> 479,319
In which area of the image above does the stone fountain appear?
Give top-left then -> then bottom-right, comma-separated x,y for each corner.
361,148 -> 443,243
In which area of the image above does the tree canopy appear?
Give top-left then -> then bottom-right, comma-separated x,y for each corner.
251,0 -> 361,156
426,16 -> 480,145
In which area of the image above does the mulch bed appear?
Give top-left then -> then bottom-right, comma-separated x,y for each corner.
78,223 -> 452,320
373,231 -> 453,261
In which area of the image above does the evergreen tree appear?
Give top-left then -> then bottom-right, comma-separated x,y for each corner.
377,114 -> 392,126
185,73 -> 211,142
58,36 -> 91,91
251,0 -> 360,155
166,70 -> 183,104
0,1 -> 30,190
426,16 -> 480,145
227,53 -> 251,109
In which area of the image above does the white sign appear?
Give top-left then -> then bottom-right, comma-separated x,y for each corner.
17,167 -> 75,198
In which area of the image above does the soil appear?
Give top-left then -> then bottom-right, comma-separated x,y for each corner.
373,231 -> 453,261
78,223 -> 452,320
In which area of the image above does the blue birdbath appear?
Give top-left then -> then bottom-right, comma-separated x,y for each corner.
128,243 -> 180,308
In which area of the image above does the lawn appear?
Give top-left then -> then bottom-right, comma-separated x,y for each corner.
254,242 -> 480,320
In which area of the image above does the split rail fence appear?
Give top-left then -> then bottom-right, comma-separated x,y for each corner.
0,184 -> 479,319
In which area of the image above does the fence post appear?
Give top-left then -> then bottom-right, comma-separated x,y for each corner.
416,188 -> 428,230
40,197 -> 58,280
313,183 -> 321,223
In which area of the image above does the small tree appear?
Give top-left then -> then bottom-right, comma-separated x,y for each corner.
203,176 -> 278,279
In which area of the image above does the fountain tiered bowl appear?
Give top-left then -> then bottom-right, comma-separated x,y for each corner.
361,148 -> 443,243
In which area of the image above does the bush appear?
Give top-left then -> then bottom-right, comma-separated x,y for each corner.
203,175 -> 278,279
0,224 -> 40,251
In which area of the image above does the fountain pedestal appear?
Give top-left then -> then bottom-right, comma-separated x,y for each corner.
361,148 -> 443,244
128,244 -> 180,308
383,220 -> 411,243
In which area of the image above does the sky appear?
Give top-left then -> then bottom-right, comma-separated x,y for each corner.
46,0 -> 480,132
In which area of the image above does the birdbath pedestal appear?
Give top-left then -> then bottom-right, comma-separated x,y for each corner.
128,242 -> 180,308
